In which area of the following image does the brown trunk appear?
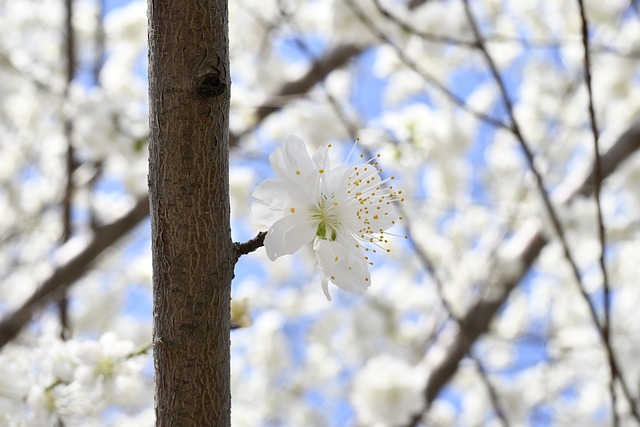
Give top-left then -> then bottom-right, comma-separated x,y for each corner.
148,0 -> 232,425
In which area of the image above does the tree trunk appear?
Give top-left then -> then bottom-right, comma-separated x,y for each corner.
148,0 -> 232,425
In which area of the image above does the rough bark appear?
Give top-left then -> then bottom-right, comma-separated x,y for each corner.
148,0 -> 233,425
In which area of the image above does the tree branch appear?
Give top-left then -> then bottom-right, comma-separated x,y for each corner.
0,195 -> 150,350
344,0 -> 508,130
574,121 -> 640,198
574,0 -> 617,425
233,231 -> 267,264
411,121 -> 640,422
59,0 -> 77,341
256,44 -> 364,122
230,43 -> 364,146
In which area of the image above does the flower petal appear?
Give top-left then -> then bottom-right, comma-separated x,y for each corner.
264,213 -> 317,261
312,144 -> 332,171
314,239 -> 371,295
320,273 -> 332,301
251,180 -> 291,224
320,164 -> 351,197
252,177 -> 317,225
270,135 -> 318,182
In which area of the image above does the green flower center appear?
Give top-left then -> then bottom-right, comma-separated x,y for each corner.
314,195 -> 338,241
316,221 -> 337,241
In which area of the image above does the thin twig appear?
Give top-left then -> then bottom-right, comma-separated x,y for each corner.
462,1 -> 638,422
575,1 -> 617,425
372,0 -> 477,47
59,0 -> 77,341
461,0 -> 585,347
407,0 -> 432,10
93,0 -> 106,84
233,231 -> 267,263
373,1 -> 640,59
344,0 -> 509,131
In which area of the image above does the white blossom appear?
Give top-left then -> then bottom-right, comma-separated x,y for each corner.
252,135 -> 402,300
351,354 -> 426,426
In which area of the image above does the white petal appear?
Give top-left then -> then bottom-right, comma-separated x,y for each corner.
251,179 -> 291,224
252,178 -> 317,226
320,273 -> 332,301
251,200 -> 282,226
314,239 -> 371,294
320,164 -> 351,196
264,214 -> 317,261
312,144 -> 332,171
367,202 -> 399,233
270,135 -> 318,181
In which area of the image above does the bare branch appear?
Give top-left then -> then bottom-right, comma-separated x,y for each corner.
373,0 -> 478,48
404,209 -> 512,425
344,0 -> 508,130
411,121 -> 640,420
233,231 -> 267,263
564,121 -> 640,201
255,44 -> 364,122
407,0 -> 433,10
423,220 -> 547,404
0,196 -> 150,350
59,0 -> 77,341
230,43 -> 365,146
574,0 -> 617,425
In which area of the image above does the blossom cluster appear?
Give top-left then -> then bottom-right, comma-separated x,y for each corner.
0,333 -> 151,425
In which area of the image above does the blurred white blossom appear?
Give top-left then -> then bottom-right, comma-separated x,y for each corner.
351,354 -> 426,426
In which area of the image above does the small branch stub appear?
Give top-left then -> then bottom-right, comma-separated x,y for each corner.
233,231 -> 267,264
197,73 -> 226,98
